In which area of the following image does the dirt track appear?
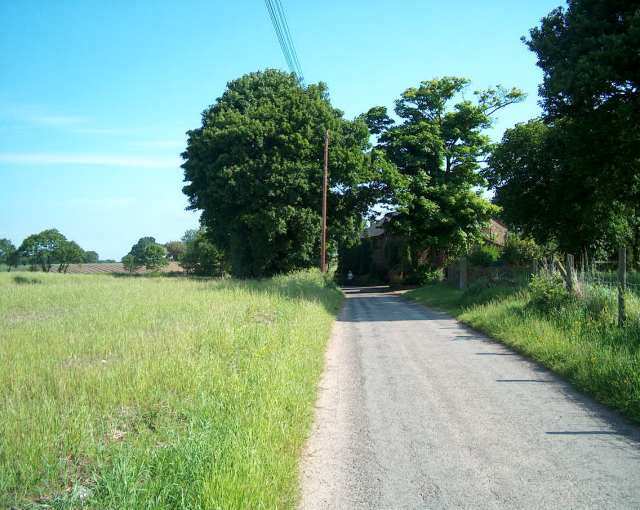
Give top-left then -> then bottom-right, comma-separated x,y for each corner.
299,287 -> 640,509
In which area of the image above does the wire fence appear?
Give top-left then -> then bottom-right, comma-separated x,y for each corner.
453,246 -> 639,326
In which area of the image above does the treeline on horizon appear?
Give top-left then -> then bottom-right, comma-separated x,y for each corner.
0,229 -> 221,276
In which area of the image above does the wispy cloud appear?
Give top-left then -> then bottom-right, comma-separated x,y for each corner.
130,139 -> 186,150
73,126 -> 145,136
0,152 -> 182,169
30,114 -> 88,127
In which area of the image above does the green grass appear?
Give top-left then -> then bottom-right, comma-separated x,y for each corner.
0,270 -> 342,509
406,281 -> 640,423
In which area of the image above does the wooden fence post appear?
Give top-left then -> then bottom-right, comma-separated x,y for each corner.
565,254 -> 575,294
618,245 -> 627,327
459,257 -> 467,290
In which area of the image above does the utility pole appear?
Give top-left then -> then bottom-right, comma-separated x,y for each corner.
321,129 -> 329,273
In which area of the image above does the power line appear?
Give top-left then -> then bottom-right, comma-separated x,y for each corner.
264,0 -> 304,81
273,0 -> 303,79
265,0 -> 294,74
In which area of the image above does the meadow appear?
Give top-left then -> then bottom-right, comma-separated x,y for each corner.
0,270 -> 342,509
407,280 -> 640,423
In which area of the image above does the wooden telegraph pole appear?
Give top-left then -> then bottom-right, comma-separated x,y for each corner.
321,129 -> 329,273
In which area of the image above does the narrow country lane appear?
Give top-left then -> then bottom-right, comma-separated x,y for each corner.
299,287 -> 640,510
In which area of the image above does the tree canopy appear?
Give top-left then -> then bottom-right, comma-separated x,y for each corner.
0,239 -> 16,267
123,237 -> 168,271
485,0 -> 640,260
180,229 -> 225,276
17,229 -> 86,273
365,77 -> 524,267
182,69 -> 395,277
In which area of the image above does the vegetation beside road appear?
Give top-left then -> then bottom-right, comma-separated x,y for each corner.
0,270 -> 341,509
406,279 -> 640,423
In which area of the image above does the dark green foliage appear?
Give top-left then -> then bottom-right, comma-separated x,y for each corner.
121,254 -> 138,273
182,69 -> 392,277
368,77 -> 523,269
128,237 -> 157,264
498,0 -> 640,252
83,251 -> 99,263
486,119 -> 632,253
17,229 -> 86,273
500,234 -> 543,266
468,244 -> 501,267
337,237 -> 373,278
0,239 -> 16,267
124,237 -> 168,271
57,241 -> 85,273
142,244 -> 169,271
180,229 -> 225,276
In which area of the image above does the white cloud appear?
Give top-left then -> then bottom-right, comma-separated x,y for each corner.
30,115 -> 88,126
0,152 -> 182,169
130,139 -> 186,150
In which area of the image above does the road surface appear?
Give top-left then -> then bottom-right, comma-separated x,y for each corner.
299,287 -> 640,509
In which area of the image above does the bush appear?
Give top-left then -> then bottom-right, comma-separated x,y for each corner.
529,272 -> 573,312
469,244 -> 501,267
500,234 -> 543,266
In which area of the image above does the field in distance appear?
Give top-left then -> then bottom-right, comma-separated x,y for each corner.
0,270 -> 341,509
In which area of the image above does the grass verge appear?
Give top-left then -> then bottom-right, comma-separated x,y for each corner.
406,281 -> 640,424
0,269 -> 342,509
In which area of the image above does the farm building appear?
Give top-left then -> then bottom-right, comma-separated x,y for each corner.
359,213 -> 508,282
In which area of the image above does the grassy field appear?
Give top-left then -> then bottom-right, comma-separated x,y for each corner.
406,281 -> 640,423
0,270 -> 342,509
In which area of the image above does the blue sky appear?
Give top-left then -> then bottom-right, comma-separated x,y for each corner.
0,0 -> 562,260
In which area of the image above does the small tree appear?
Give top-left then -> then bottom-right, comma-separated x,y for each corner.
142,244 -> 169,271
121,254 -> 138,273
83,251 -> 99,263
0,239 -> 16,270
164,241 -> 186,262
180,230 -> 225,276
128,237 -> 157,267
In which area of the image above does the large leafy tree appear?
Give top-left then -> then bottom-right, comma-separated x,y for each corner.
182,69 -> 394,277
19,229 -> 69,272
486,119 -> 631,254
524,0 -> 640,246
365,77 -> 524,267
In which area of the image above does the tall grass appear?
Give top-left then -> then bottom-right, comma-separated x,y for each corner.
0,270 -> 342,509
406,280 -> 640,423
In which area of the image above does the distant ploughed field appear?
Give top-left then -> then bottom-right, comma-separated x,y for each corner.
50,261 -> 184,274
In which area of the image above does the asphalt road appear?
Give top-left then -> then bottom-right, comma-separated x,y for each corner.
299,286 -> 640,510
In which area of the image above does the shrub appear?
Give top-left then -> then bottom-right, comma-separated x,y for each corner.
469,244 -> 501,267
529,272 -> 573,312
501,234 -> 543,266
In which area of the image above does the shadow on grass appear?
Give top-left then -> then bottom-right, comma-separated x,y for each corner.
109,270 -> 345,317
13,275 -> 42,285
